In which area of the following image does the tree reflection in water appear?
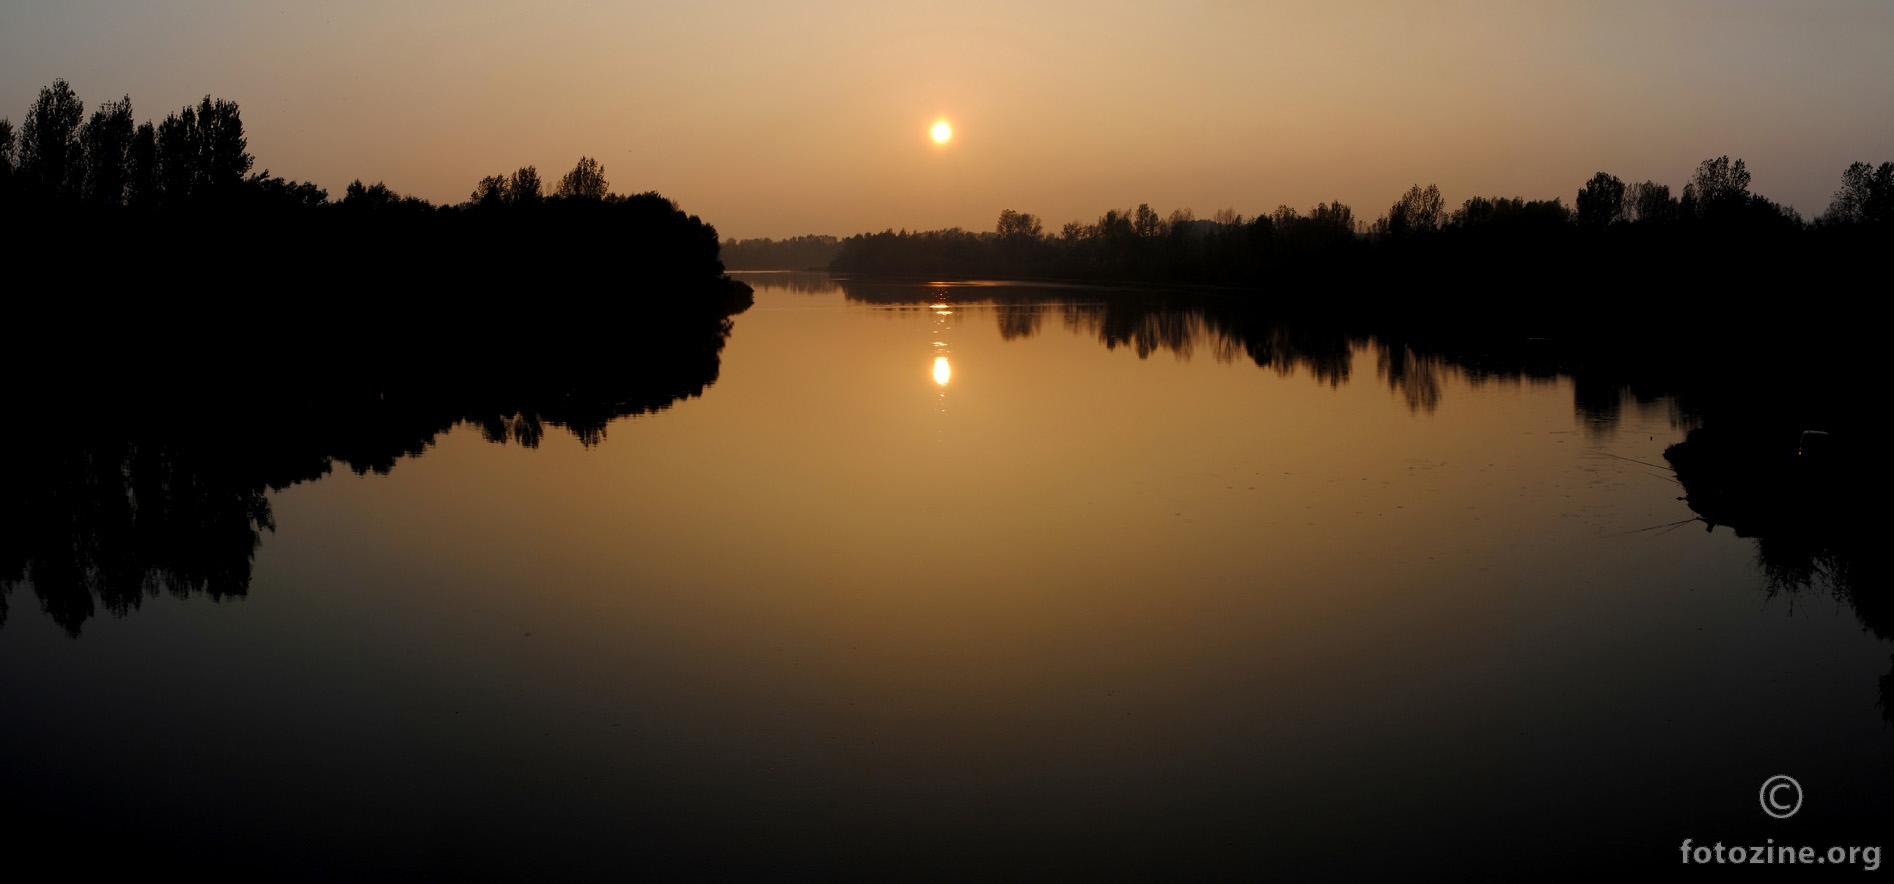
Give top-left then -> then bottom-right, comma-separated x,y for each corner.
839,277 -> 1889,720
4,277 -> 1881,729
0,295 -> 747,636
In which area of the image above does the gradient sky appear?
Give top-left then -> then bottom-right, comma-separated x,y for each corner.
4,1 -> 1891,238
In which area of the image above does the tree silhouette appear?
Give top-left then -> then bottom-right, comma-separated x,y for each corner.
125,121 -> 158,208
1575,172 -> 1626,228
1823,161 -> 1894,225
195,96 -> 252,192
153,96 -> 253,205
1683,155 -> 1751,219
245,169 -> 328,209
996,208 -> 1042,240
509,166 -> 543,205
0,117 -> 15,199
1623,181 -> 1677,224
342,178 -> 428,213
719,235 -> 843,270
1132,203 -> 1163,239
471,174 -> 508,205
556,156 -> 608,199
18,79 -> 85,199
79,96 -> 136,206
1377,184 -> 1445,237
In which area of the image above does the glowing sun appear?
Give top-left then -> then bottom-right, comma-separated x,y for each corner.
931,121 -> 952,144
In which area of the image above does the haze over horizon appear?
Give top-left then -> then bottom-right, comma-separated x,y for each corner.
4,0 -> 1890,239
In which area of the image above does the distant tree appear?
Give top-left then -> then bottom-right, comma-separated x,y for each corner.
195,97 -> 252,192
341,179 -> 431,212
720,234 -> 843,270
1307,201 -> 1356,234
246,169 -> 328,209
125,122 -> 158,208
1623,181 -> 1677,224
509,166 -> 542,205
1132,203 -> 1163,238
1096,208 -> 1134,242
1822,161 -> 1894,225
155,96 -> 253,204
1378,184 -> 1445,236
1519,198 -> 1572,227
18,79 -> 86,198
1683,156 -> 1750,218
1447,196 -> 1569,232
1451,196 -> 1521,228
155,110 -> 196,200
995,208 -> 1042,240
1575,172 -> 1626,228
471,174 -> 509,206
555,156 -> 608,199
1265,201 -> 1357,258
79,96 -> 136,206
1211,208 -> 1242,226
0,118 -> 14,197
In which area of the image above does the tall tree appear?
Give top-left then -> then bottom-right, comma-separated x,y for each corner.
995,209 -> 1042,240
1575,172 -> 1626,228
18,80 -> 86,199
1379,184 -> 1445,236
1624,181 -> 1677,224
194,96 -> 251,193
0,118 -> 15,198
509,166 -> 542,205
155,96 -> 253,204
155,108 -> 200,202
79,97 -> 136,206
471,174 -> 509,206
1132,203 -> 1163,238
125,122 -> 159,208
1823,161 -> 1894,225
1683,156 -> 1751,217
555,156 -> 608,199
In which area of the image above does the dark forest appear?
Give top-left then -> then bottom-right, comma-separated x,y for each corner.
0,78 -> 751,377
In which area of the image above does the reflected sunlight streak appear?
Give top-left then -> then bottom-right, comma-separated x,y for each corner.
933,356 -> 952,386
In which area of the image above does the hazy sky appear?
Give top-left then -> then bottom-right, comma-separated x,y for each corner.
4,1 -> 1891,238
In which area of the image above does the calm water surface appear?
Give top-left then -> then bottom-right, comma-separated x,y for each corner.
3,273 -> 1888,878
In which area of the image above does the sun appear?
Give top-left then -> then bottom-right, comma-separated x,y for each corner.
931,121 -> 952,144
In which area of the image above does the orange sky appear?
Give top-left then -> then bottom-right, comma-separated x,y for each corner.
4,1 -> 1891,238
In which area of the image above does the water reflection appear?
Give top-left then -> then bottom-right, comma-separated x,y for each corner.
1666,426 -> 1889,721
768,273 -> 1888,718
0,308 -> 743,637
4,271 -> 1886,877
6,269 -> 1877,711
839,277 -> 1563,417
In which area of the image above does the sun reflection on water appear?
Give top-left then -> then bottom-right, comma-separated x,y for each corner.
933,356 -> 952,386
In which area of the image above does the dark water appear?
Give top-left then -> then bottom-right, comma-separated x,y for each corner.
2,273 -> 1887,879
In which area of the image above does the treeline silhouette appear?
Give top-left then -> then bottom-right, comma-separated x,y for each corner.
0,79 -> 758,635
827,158 -> 1891,349
721,234 -> 843,270
829,156 -> 1890,496
831,158 -> 1890,284
0,78 -> 752,348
